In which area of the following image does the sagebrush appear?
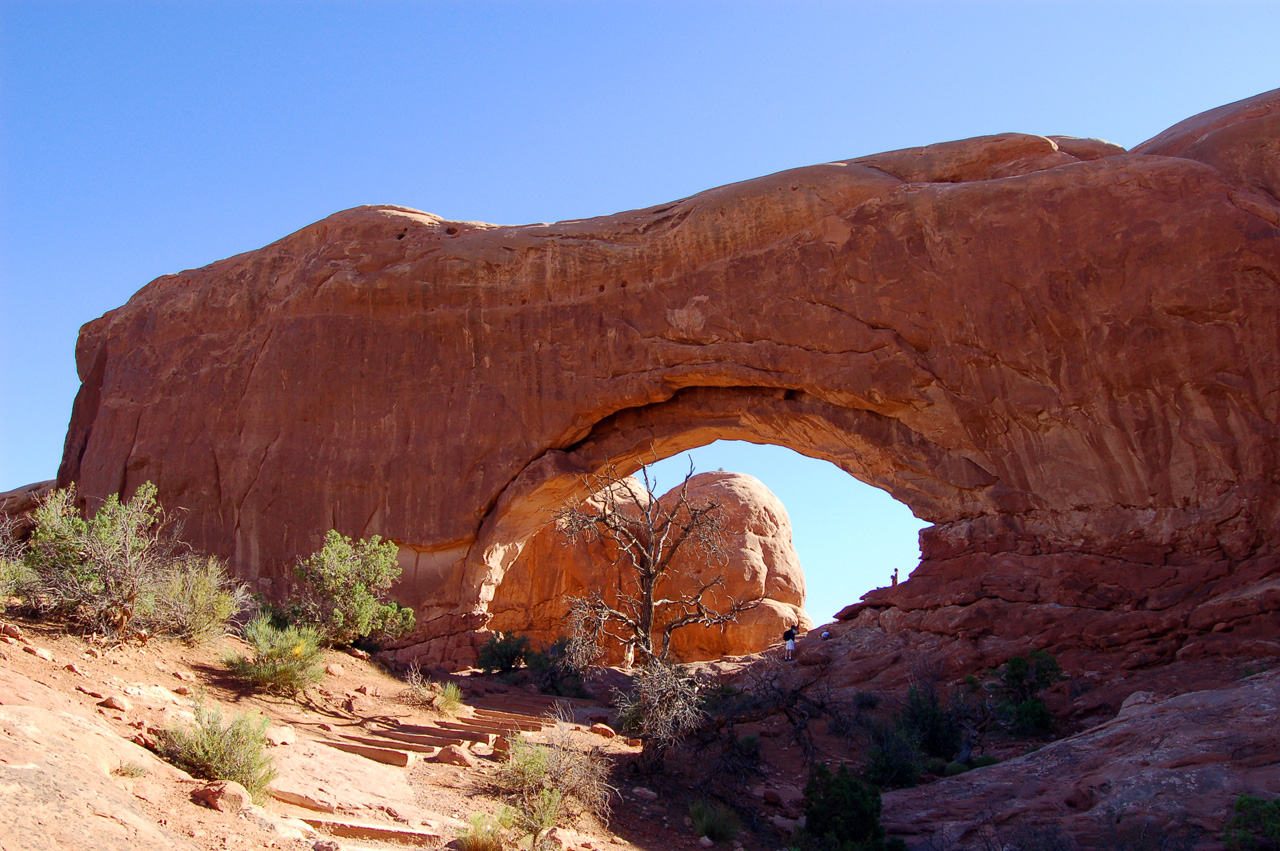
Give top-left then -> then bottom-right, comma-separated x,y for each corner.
21,483 -> 244,640
158,701 -> 276,802
225,616 -> 324,696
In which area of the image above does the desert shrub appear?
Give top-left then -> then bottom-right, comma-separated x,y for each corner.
861,722 -> 921,789
993,651 -> 1064,737
478,631 -> 531,674
614,659 -> 705,772
145,554 -> 247,643
796,762 -> 907,851
0,515 -> 30,604
20,483 -> 244,640
899,683 -> 963,761
1000,651 -> 1064,703
970,754 -> 999,768
943,761 -> 970,777
225,616 -> 324,696
527,637 -> 588,697
690,799 -> 741,843
401,663 -> 462,714
455,810 -> 514,851
1009,697 -> 1055,736
158,701 -> 276,802
495,716 -> 612,847
1224,794 -> 1280,851
293,529 -> 414,645
25,483 -> 172,633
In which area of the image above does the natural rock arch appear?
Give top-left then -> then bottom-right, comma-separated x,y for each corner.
58,90 -> 1280,666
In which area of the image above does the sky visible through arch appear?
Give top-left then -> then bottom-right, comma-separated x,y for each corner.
646,441 -> 928,627
2,3 -> 1278,619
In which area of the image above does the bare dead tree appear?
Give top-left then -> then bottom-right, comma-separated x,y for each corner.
557,460 -> 762,666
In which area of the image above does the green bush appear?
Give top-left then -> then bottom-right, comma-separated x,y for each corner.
25,483 -> 169,632
225,616 -> 324,696
0,515 -> 30,604
689,799 -> 740,843
436,681 -> 463,715
1224,794 -> 1280,851
861,723 -> 921,789
158,701 -> 276,802
943,761 -> 970,777
1009,697 -> 1054,736
293,529 -> 414,646
797,762 -> 906,851
1000,651 -> 1063,704
970,754 -> 999,768
527,637 -> 589,697
477,631 -> 531,674
997,651 -> 1064,737
899,684 -> 962,761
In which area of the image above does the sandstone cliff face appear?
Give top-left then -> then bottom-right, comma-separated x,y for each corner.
57,90 -> 1280,669
487,471 -> 810,663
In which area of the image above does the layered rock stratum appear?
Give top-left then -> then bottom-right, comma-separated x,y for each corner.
487,471 -> 810,663
55,89 -> 1280,671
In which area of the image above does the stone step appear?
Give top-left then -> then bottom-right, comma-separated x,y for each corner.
270,789 -> 337,813
438,719 -> 535,738
370,728 -> 470,749
455,714 -> 545,732
339,734 -> 439,756
318,739 -> 417,767
388,722 -> 494,746
471,707 -> 551,726
298,817 -> 444,846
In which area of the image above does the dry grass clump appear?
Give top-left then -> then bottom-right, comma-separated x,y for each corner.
455,810 -> 515,851
400,662 -> 464,715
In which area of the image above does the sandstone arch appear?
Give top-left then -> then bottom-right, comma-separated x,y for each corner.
58,90 -> 1280,666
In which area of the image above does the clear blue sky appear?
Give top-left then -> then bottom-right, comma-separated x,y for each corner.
2,2 -> 1277,623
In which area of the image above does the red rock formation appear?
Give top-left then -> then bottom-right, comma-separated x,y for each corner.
880,670 -> 1280,847
486,471 -> 810,663
57,90 -> 1280,669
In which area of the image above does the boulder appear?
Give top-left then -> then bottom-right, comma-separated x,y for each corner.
488,472 -> 809,662
191,780 -> 252,814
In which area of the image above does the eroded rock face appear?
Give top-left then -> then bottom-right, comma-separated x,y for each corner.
487,472 -> 810,662
57,90 -> 1280,669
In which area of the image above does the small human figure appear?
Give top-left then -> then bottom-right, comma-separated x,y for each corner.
783,623 -> 798,661
891,568 -> 899,587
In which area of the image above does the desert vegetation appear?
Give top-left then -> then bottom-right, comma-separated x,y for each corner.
157,700 -> 277,803
8,482 -> 247,642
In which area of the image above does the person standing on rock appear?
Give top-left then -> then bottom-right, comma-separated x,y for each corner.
783,623 -> 798,661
